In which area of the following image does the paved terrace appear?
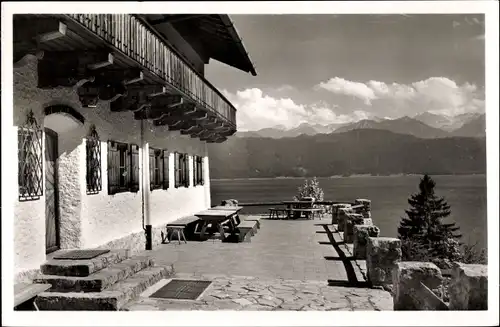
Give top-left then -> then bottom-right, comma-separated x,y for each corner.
123,216 -> 393,311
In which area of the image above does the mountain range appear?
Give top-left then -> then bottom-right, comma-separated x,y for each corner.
208,129 -> 486,179
236,112 -> 486,139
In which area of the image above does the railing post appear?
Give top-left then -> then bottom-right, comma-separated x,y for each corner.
353,225 -> 380,259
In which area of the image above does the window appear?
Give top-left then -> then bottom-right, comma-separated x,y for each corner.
174,152 -> 189,188
18,111 -> 43,200
86,125 -> 102,194
149,148 -> 169,190
107,141 -> 139,195
193,155 -> 204,186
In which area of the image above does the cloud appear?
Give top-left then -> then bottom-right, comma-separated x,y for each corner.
317,77 -> 376,105
222,88 -> 369,131
315,76 -> 485,117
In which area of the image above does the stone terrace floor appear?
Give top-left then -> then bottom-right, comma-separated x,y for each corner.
122,216 -> 393,311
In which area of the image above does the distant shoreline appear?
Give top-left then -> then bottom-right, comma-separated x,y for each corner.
211,173 -> 486,182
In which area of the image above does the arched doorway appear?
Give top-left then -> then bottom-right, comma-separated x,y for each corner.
44,127 -> 60,253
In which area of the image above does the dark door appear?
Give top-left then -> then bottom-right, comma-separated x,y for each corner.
44,128 -> 60,253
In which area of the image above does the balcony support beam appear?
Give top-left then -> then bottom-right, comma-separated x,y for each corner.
14,18 -> 67,67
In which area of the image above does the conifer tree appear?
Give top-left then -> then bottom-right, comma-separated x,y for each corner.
398,174 -> 461,258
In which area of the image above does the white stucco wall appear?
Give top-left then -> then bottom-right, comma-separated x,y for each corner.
13,56 -> 213,274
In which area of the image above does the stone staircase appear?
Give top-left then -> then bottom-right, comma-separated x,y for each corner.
33,249 -> 174,310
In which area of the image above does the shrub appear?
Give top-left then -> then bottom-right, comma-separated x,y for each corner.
294,177 -> 324,201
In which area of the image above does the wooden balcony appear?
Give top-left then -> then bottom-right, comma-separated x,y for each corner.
13,14 -> 239,143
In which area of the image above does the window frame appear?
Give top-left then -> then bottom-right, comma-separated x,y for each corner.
193,155 -> 204,186
107,140 -> 139,195
174,152 -> 189,188
18,111 -> 43,201
149,147 -> 164,191
86,125 -> 102,194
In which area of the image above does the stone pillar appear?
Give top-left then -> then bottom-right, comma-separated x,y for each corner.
337,206 -> 351,232
344,213 -> 361,243
392,262 -> 443,310
330,204 -> 345,224
344,213 -> 373,243
353,225 -> 380,259
449,263 -> 488,310
355,198 -> 371,218
366,237 -> 402,286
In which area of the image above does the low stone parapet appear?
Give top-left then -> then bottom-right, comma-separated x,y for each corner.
392,261 -> 444,310
449,263 -> 488,310
366,237 -> 402,286
353,225 -> 380,259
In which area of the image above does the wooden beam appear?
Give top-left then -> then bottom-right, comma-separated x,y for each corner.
37,21 -> 67,43
14,17 -> 67,44
87,53 -> 114,70
151,95 -> 183,108
13,18 -> 66,68
124,71 -> 144,85
148,86 -> 168,97
110,91 -> 150,112
180,125 -> 204,135
37,50 -> 115,89
168,120 -> 199,131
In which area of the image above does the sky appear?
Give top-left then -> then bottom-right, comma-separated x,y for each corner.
205,14 -> 485,131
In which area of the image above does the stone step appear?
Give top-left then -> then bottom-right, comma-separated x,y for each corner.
34,255 -> 154,293
35,265 -> 174,311
41,249 -> 130,277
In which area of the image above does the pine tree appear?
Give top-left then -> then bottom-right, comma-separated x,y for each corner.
398,174 -> 461,259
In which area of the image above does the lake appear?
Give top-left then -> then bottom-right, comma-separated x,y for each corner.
210,175 -> 488,250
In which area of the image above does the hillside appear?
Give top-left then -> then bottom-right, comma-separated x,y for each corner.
208,129 -> 486,179
451,114 -> 486,138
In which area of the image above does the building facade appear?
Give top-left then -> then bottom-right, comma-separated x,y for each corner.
12,14 -> 255,281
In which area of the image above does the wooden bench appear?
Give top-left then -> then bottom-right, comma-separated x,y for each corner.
268,208 -> 286,219
164,216 -> 200,244
14,282 -> 51,311
243,216 -> 262,229
237,220 -> 258,242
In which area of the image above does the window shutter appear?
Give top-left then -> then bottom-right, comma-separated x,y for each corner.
149,148 -> 155,191
200,157 -> 205,185
162,150 -> 169,189
129,144 -> 140,192
107,141 -> 119,195
158,150 -> 164,188
184,154 -> 189,187
193,155 -> 197,186
174,152 -> 180,188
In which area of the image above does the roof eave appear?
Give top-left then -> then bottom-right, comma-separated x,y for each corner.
218,14 -> 257,76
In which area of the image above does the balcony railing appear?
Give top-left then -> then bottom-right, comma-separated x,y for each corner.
67,14 -> 237,127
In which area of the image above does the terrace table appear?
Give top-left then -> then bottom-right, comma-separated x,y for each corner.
210,206 -> 243,226
211,206 -> 244,211
195,209 -> 240,241
282,201 -> 318,219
